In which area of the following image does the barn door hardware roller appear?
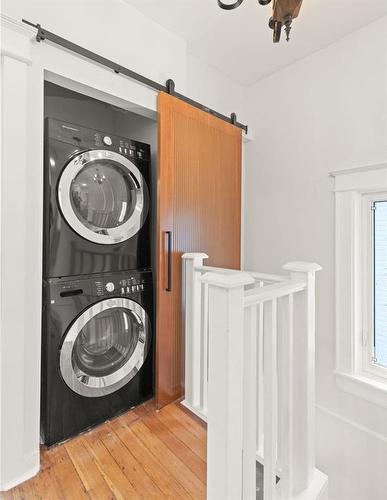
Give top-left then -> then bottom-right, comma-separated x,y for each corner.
21,19 -> 248,134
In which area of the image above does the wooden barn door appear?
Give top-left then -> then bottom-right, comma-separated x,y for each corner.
156,92 -> 242,408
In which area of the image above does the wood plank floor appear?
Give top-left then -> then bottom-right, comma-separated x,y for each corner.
1,401 -> 207,500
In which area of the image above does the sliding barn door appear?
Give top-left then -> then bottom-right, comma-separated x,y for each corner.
156,92 -> 242,408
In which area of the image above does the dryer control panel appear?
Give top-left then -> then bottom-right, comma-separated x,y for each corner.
46,118 -> 151,161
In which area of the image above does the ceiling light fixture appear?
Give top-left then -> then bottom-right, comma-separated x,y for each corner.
217,0 -> 303,43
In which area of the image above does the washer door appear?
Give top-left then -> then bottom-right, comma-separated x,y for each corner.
59,298 -> 151,397
58,150 -> 149,245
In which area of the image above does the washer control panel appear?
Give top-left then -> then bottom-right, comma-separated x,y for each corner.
47,270 -> 152,304
94,273 -> 152,297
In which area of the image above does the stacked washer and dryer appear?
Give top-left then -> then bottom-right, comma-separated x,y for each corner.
41,112 -> 154,446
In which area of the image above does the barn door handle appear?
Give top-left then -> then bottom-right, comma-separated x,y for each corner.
165,231 -> 172,292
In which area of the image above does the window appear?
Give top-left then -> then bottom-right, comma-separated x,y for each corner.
333,164 -> 387,408
362,194 -> 387,380
373,200 -> 387,368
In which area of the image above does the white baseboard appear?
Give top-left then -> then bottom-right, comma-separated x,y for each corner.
277,469 -> 328,500
316,403 -> 387,444
180,399 -> 207,422
0,463 -> 40,492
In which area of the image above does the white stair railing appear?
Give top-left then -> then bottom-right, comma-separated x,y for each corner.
181,254 -> 328,500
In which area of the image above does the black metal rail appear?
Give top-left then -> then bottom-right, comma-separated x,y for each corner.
22,19 -> 248,133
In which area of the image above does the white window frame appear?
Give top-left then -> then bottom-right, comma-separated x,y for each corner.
332,163 -> 387,408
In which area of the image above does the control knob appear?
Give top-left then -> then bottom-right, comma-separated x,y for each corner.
103,136 -> 112,146
105,282 -> 115,292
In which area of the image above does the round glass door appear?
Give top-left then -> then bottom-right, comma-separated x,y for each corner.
59,298 -> 151,397
58,150 -> 149,245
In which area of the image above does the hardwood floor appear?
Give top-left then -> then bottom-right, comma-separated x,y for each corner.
1,401 -> 207,500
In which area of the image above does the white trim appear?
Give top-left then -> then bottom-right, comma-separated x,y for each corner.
242,130 -> 255,143
335,371 -> 387,410
278,469 -> 328,500
1,24 -> 33,65
334,163 -> 387,409
0,14 -> 35,35
0,463 -> 40,492
1,48 -> 32,66
332,162 -> 387,193
180,400 -> 208,423
330,162 -> 387,178
316,403 -> 387,444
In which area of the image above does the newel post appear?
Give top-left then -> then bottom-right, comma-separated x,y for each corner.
282,261 -> 322,493
182,253 -> 208,411
201,271 -> 254,500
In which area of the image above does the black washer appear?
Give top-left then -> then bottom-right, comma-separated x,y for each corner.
40,269 -> 154,447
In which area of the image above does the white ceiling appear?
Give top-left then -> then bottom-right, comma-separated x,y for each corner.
124,0 -> 387,85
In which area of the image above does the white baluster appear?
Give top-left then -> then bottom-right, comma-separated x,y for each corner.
277,293 -> 294,498
182,253 -> 208,414
263,299 -> 278,500
257,281 -> 265,459
201,271 -> 254,500
201,280 -> 209,415
243,303 -> 258,499
282,262 -> 322,493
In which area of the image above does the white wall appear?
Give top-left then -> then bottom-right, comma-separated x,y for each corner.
2,0 -> 187,89
243,17 -> 387,500
186,53 -> 248,124
0,0 -> 247,490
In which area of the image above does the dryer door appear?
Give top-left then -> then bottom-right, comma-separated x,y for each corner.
58,150 -> 149,245
59,298 -> 151,397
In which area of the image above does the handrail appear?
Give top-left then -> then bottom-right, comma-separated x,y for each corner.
247,270 -> 287,283
195,265 -> 238,275
194,265 -> 286,283
244,279 -> 306,305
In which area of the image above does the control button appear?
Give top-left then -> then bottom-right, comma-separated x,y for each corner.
126,286 -> 130,294
137,151 -> 143,159
129,149 -> 134,156
105,282 -> 115,292
139,284 -> 144,291
124,148 -> 128,155
121,287 -> 125,294
103,136 -> 112,146
119,146 -> 123,154
131,285 -> 137,293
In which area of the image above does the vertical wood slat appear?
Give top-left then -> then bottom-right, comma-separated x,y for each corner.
156,94 -> 176,409
263,299 -> 278,500
156,92 -> 242,409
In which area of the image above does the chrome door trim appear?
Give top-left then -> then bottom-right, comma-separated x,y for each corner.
59,298 -> 151,397
58,150 -> 149,245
